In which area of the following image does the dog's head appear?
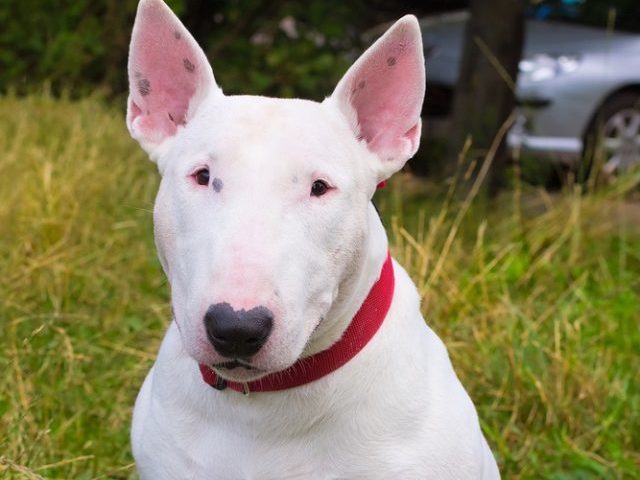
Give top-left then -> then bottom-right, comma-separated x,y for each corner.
127,0 -> 424,382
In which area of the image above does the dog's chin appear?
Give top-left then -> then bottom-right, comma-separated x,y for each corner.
209,361 -> 271,383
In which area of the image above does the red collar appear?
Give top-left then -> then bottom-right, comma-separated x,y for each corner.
199,252 -> 394,394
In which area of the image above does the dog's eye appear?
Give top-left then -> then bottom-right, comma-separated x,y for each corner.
194,168 -> 210,186
311,180 -> 330,197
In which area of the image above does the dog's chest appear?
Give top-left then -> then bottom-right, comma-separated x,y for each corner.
191,430 -> 335,479
136,324 -> 437,479
145,399 -> 431,480
141,392 -> 399,479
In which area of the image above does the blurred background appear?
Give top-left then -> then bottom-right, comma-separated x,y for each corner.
3,0 -> 640,186
1,1 -> 639,479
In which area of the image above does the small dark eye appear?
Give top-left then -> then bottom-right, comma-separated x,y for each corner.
194,168 -> 210,186
311,180 -> 330,197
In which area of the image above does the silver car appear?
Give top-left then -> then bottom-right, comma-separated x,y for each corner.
421,11 -> 640,173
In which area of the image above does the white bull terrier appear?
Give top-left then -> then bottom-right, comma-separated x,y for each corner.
126,0 -> 500,478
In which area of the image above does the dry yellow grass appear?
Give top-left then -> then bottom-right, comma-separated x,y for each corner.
1,93 -> 639,478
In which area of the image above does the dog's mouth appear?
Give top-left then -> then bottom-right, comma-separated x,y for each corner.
208,360 -> 269,383
212,360 -> 258,371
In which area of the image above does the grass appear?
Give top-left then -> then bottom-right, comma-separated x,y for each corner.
1,93 -> 639,479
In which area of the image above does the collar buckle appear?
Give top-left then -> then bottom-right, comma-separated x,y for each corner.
212,376 -> 228,391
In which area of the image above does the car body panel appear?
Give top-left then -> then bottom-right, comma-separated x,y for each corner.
420,11 -> 640,162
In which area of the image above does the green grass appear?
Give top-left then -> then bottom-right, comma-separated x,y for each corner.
1,94 -> 639,479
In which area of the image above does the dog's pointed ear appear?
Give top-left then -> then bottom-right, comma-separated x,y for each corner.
329,15 -> 425,183
127,0 -> 221,158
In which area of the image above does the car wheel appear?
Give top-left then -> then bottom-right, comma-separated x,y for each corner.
583,92 -> 640,180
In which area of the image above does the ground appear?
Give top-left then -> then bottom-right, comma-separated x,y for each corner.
0,94 -> 639,479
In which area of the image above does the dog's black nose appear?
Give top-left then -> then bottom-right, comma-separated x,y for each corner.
204,303 -> 273,358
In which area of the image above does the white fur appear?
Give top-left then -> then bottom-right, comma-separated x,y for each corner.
127,1 -> 500,478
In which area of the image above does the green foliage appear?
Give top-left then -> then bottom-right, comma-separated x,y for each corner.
0,1 -> 134,95
1,94 -> 639,478
0,0 -> 367,99
199,1 -> 366,99
3,0 -> 640,99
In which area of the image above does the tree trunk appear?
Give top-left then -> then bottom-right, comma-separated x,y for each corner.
447,0 -> 525,196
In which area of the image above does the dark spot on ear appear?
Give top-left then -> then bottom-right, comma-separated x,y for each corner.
134,71 -> 142,79
174,30 -> 181,40
138,78 -> 151,96
183,58 -> 195,72
358,80 -> 366,89
386,56 -> 396,66
292,175 -> 299,184
168,111 -> 187,126
212,177 -> 224,192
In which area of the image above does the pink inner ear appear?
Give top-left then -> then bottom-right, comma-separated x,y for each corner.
351,40 -> 423,157
335,17 -> 425,162
128,0 -> 214,145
